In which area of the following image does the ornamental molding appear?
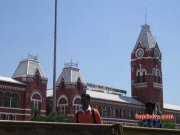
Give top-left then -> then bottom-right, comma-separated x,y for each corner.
0,85 -> 25,91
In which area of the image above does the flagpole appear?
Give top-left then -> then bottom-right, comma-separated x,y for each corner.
52,0 -> 57,113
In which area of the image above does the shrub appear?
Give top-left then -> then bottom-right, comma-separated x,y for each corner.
32,112 -> 74,123
162,119 -> 176,129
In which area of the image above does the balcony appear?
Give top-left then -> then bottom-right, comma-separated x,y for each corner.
153,82 -> 163,89
133,82 -> 148,88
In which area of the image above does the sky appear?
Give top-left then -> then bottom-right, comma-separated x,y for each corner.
0,0 -> 180,105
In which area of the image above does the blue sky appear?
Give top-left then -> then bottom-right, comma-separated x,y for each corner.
0,0 -> 180,105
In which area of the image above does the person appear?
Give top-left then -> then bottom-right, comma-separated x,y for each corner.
74,93 -> 103,124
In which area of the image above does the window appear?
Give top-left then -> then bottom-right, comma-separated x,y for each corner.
152,69 -> 161,83
109,107 -> 113,117
11,94 -> 18,108
98,106 -> 102,116
77,77 -> 81,91
101,106 -> 107,117
73,104 -> 81,112
31,92 -> 42,110
35,74 -> 40,83
115,108 -> 119,118
130,110 -> 134,119
59,105 -> 67,114
3,92 -> 11,107
119,109 -> 122,118
123,109 -> 126,118
137,72 -> 140,83
157,71 -> 160,83
73,96 -> 81,112
0,92 -> 18,108
57,95 -> 68,114
103,106 -> 107,117
136,69 -> 146,83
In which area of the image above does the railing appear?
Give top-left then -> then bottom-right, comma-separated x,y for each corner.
133,82 -> 148,88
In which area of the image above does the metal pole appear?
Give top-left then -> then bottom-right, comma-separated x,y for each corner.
52,0 -> 57,113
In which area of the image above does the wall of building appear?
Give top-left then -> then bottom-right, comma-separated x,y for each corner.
0,121 -> 180,135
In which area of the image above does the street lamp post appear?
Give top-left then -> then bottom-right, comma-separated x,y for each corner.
52,0 -> 57,113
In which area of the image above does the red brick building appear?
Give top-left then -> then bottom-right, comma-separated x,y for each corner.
47,24 -> 180,125
0,24 -> 180,125
131,24 -> 163,108
0,55 -> 47,120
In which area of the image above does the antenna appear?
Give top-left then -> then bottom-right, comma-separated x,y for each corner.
71,57 -> 73,64
145,7 -> 148,24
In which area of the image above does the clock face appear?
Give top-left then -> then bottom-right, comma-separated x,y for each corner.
154,49 -> 160,58
136,49 -> 144,58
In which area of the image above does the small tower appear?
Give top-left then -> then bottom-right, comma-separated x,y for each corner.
131,24 -> 163,108
54,61 -> 86,115
12,54 -> 48,120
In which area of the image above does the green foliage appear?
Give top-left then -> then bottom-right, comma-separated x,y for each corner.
50,112 -> 66,122
162,119 -> 176,129
32,115 -> 51,122
31,108 -> 40,117
32,112 -> 74,123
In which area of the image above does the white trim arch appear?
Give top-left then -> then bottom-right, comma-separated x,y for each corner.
57,95 -> 68,107
31,90 -> 43,102
57,95 -> 68,114
136,69 -> 147,76
30,91 -> 42,110
152,68 -> 161,77
72,95 -> 81,112
72,95 -> 81,105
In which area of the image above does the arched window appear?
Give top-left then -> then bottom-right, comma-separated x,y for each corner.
152,68 -> 161,83
101,106 -> 107,117
35,74 -> 40,83
123,109 -> 126,118
104,106 -> 107,117
136,69 -> 146,83
130,110 -> 134,119
109,107 -> 113,117
127,110 -> 130,119
73,95 -> 81,112
31,91 -> 42,110
119,109 -> 122,118
57,95 -> 68,114
115,108 -> 119,118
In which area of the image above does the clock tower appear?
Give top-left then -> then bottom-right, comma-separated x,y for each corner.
131,24 -> 163,108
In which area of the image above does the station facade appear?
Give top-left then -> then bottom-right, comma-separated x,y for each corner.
0,24 -> 180,125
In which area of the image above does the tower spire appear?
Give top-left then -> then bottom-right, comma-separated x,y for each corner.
145,7 -> 148,25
